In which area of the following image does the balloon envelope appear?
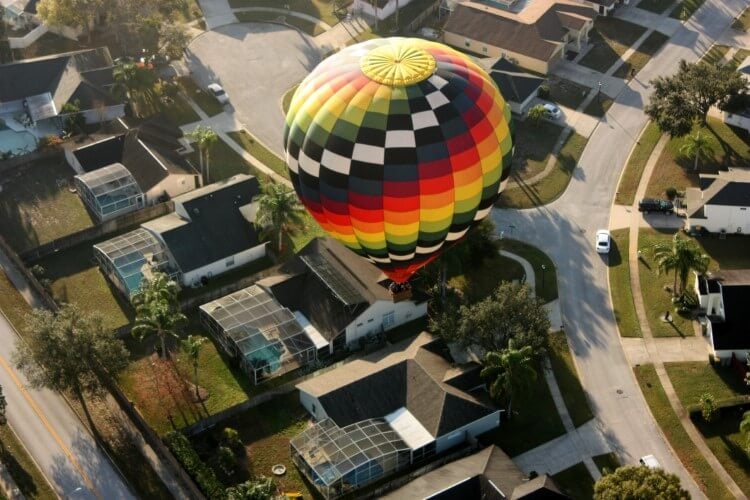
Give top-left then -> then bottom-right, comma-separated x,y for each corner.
284,37 -> 513,283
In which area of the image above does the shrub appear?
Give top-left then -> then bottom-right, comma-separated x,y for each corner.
221,427 -> 242,449
538,84 -> 550,99
699,393 -> 716,422
665,187 -> 678,200
217,446 -> 236,475
39,134 -> 63,149
164,431 -> 226,499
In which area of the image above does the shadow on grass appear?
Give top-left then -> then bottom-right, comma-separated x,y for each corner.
0,445 -> 37,497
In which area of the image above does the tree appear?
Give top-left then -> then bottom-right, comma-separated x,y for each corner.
131,272 -> 187,358
181,335 -> 206,399
217,445 -> 236,475
253,182 -> 305,254
645,60 -> 747,136
0,385 -> 6,425
652,234 -> 709,297
159,24 -> 191,61
435,282 -> 550,355
480,340 -> 537,415
37,0 -> 103,43
12,305 -> 129,416
112,61 -> 156,117
226,477 -> 276,500
186,125 -> 218,184
679,132 -> 713,172
740,411 -> 750,455
61,99 -> 85,134
594,465 -> 690,499
526,104 -> 547,125
698,392 -> 716,423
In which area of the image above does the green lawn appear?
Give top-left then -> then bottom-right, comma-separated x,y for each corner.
701,44 -> 731,66
497,132 -> 587,209
670,0 -> 707,20
37,243 -> 132,331
729,49 -> 750,70
732,7 -> 750,31
636,0 -> 674,14
499,239 -> 558,303
634,364 -> 734,499
645,118 -> 750,199
482,361 -> 567,456
177,77 -> 224,117
546,331 -> 594,427
0,270 -> 33,335
0,157 -> 95,254
583,95 -> 613,118
615,121 -> 662,206
191,391 -> 314,496
227,130 -> 289,179
281,210 -> 326,260
0,425 -> 57,499
665,362 -> 748,410
613,31 -> 669,80
692,411 -> 750,495
551,462 -> 595,500
509,120 -> 565,183
608,229 -> 641,337
228,0 -> 346,27
281,83 -> 300,114
234,10 -> 326,36
449,253 -> 525,303
548,77 -> 589,110
593,452 -> 621,475
579,17 -> 648,73
161,94 -> 201,126
187,137 -> 268,183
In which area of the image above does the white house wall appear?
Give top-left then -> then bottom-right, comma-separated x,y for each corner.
181,243 -> 267,287
345,299 -> 428,347
435,411 -> 501,454
65,148 -> 84,174
299,391 -> 329,421
701,204 -> 750,234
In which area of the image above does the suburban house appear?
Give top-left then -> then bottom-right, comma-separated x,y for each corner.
383,445 -> 567,499
0,47 -> 124,155
69,119 -> 200,221
695,270 -> 750,362
443,1 -> 595,74
1,0 -> 37,27
708,56 -> 750,132
480,57 -> 545,115
292,332 -> 500,499
685,170 -> 750,235
255,237 -> 429,355
94,174 -> 267,295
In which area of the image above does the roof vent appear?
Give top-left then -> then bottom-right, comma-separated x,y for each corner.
193,208 -> 200,216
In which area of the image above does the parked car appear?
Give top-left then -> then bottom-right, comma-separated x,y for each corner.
639,454 -> 661,469
543,103 -> 561,120
207,83 -> 229,105
595,229 -> 611,254
638,198 -> 673,214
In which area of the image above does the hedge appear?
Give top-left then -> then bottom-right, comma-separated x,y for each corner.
164,431 -> 226,499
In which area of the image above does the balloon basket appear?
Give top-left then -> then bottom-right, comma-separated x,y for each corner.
388,282 -> 412,302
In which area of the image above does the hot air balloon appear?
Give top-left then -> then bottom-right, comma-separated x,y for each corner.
284,37 -> 513,285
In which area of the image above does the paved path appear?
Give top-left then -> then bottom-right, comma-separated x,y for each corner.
549,60 -> 626,98
621,336 -> 710,365
615,3 -> 682,35
716,27 -> 750,48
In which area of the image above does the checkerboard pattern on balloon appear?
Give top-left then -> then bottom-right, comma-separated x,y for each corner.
284,37 -> 513,283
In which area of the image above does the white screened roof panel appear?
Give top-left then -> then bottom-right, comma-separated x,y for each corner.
294,311 -> 328,350
385,407 -> 435,450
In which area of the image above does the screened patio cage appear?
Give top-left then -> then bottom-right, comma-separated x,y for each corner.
74,163 -> 144,221
290,418 -> 412,499
199,285 -> 318,384
93,228 -> 174,296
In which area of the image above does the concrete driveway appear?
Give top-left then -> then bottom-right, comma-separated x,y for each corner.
185,23 -> 321,156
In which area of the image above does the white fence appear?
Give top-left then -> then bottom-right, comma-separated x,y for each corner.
8,23 -> 47,49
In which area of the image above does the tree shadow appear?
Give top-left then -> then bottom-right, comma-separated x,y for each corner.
0,442 -> 37,497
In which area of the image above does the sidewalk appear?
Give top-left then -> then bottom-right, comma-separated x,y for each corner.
614,3 -> 682,35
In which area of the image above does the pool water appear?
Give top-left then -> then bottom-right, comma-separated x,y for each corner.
0,129 -> 37,155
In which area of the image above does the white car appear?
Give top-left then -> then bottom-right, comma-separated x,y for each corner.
595,229 -> 611,254
543,103 -> 562,120
639,454 -> 661,469
207,83 -> 229,105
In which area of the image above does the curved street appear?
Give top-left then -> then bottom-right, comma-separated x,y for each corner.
492,0 -> 747,497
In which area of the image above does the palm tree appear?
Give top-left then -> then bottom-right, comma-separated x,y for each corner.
254,182 -> 306,254
181,335 -> 207,399
679,131 -> 713,172
652,234 -> 709,297
740,411 -> 750,454
112,61 -> 154,116
526,104 -> 546,126
186,125 -> 218,184
131,272 -> 187,358
480,340 -> 537,417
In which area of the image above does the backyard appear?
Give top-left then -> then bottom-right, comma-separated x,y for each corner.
0,157 -> 95,254
608,229 -> 641,337
507,120 -> 565,184
645,118 -> 750,199
579,17 -> 647,74
615,121 -> 662,206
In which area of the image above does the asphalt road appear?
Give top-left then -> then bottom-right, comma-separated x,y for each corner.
493,0 -> 747,496
0,257 -> 134,499
185,23 -> 321,156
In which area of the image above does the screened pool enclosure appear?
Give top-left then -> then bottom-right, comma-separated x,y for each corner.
74,163 -> 144,221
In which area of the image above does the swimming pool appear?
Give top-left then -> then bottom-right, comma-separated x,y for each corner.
0,129 -> 37,155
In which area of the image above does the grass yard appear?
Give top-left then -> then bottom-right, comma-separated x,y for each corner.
36,242 -> 132,331
593,452 -> 621,475
280,210 -> 326,260
497,132 -> 587,209
187,137 -> 268,183
177,77 -> 224,117
281,83 -> 300,114
234,11 -> 326,36
701,44 -> 731,66
579,18 -> 647,74
12,33 -> 81,60
583,95 -> 613,118
665,362 -> 748,410
608,229 -> 641,337
636,0 -> 674,13
0,158 -> 95,254
729,49 -> 750,70
613,31 -> 669,80
499,239 -> 558,302
732,7 -> 750,31
228,0 -> 346,27
552,463 -> 595,500
615,121 -> 662,206
634,364 -> 734,499
161,94 -> 201,126
191,392 -> 313,496
692,410 -> 750,495
227,130 -> 289,179
482,361 -> 566,456
547,77 -> 589,110
670,0 -> 707,20
449,253 -> 526,303
546,331 -> 594,427
0,270 -> 33,334
509,120 -> 565,183
0,425 -> 56,500
645,118 -> 750,199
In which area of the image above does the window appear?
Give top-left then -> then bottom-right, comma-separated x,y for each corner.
225,257 -> 235,267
